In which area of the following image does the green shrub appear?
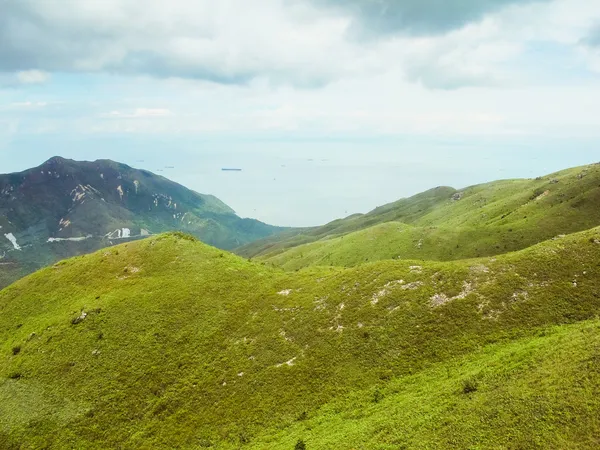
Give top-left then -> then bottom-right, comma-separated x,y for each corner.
373,388 -> 384,403
169,231 -> 198,242
530,188 -> 545,201
462,378 -> 479,394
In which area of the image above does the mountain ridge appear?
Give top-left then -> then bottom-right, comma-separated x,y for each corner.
0,157 -> 285,289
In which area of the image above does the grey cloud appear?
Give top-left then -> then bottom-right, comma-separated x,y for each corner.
584,26 -> 600,47
0,0 -> 340,87
0,71 -> 49,88
111,51 -> 255,86
311,0 -> 551,36
0,0 -> 537,90
404,63 -> 499,90
0,2 -> 104,72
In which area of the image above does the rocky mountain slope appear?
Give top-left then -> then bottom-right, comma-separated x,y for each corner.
238,163 -> 600,270
0,157 -> 284,288
1,229 -> 600,448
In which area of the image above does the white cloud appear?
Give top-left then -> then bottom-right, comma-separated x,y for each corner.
16,70 -> 50,84
105,108 -> 173,118
1,0 -> 600,142
2,101 -> 48,110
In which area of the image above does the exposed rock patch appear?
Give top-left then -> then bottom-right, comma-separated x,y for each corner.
534,190 -> 550,201
402,281 -> 424,291
470,264 -> 490,274
71,311 -> 88,325
430,293 -> 451,307
511,290 -> 529,302
4,233 -> 21,250
371,280 -> 404,305
430,281 -> 474,308
275,357 -> 297,368
314,297 -> 328,311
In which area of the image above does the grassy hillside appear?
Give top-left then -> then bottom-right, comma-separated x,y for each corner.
237,186 -> 456,259
239,163 -> 600,269
2,228 -> 600,448
252,318 -> 600,449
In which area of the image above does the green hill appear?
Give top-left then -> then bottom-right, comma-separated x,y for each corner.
2,228 -> 600,448
236,186 -> 457,260
238,163 -> 600,270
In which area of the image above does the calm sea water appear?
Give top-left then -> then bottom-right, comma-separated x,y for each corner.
4,135 -> 599,227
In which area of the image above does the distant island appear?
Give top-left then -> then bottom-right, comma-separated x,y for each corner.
221,168 -> 242,171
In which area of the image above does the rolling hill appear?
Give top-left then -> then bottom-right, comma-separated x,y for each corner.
238,163 -> 600,270
0,157 -> 285,289
2,228 -> 600,448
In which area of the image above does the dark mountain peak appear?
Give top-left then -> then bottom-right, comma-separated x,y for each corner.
40,157 -> 133,172
92,158 -> 133,171
45,155 -> 67,163
42,156 -> 71,167
0,157 -> 284,288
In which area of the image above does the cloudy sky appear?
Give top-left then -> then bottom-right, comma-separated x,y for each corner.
1,0 -> 600,226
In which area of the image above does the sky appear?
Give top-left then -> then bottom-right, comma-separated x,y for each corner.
1,0 -> 600,226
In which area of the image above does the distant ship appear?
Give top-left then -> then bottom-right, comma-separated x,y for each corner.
221,168 -> 242,171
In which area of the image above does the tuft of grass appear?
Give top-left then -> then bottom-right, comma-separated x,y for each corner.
461,377 -> 478,394
167,231 -> 198,242
372,388 -> 384,403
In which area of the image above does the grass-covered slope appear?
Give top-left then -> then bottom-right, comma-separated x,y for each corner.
2,229 -> 600,448
240,163 -> 600,269
237,186 -> 456,259
254,319 -> 600,449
